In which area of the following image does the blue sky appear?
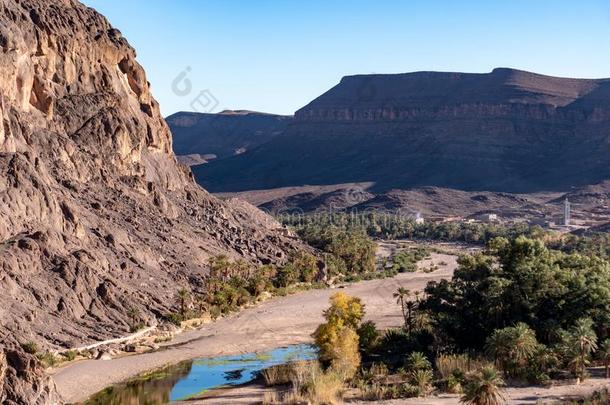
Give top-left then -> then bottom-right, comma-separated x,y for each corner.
82,0 -> 609,116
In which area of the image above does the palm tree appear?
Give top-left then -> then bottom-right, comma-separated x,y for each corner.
195,294 -> 208,316
460,367 -> 505,405
393,287 -> 412,332
406,351 -> 432,371
599,339 -> 610,378
485,323 -> 538,377
566,318 -> 598,382
176,288 -> 190,318
508,323 -> 538,367
410,368 -> 433,397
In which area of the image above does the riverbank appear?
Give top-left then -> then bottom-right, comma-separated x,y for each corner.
183,375 -> 610,405
51,249 -> 458,403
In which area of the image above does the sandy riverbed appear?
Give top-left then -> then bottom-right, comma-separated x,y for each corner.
52,247 -> 458,403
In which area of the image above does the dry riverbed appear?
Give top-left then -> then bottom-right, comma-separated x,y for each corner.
52,242 -> 459,403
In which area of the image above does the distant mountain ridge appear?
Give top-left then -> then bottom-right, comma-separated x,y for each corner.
296,68 -> 604,114
167,110 -> 292,161
192,68 -> 610,194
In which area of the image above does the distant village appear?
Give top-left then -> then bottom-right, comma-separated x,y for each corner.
417,197 -> 594,233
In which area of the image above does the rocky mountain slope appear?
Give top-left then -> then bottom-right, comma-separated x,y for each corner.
0,1 -> 302,402
194,68 -> 610,194
166,110 -> 291,165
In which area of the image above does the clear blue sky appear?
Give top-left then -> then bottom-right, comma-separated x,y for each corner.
82,0 -> 609,116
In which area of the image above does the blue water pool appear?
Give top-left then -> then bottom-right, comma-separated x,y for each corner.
83,343 -> 318,404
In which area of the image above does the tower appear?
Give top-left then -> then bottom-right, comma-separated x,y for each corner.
563,197 -> 571,226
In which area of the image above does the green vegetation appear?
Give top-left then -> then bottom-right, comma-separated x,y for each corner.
281,212 -> 540,244
283,232 -> 610,403
484,323 -> 538,379
297,225 -> 376,277
422,236 -> 610,353
598,340 -> 610,378
63,350 -> 78,361
20,341 -> 38,354
391,247 -> 429,272
460,367 -> 505,405
127,307 -> 144,332
19,340 -> 81,367
162,231 -> 377,325
36,351 -> 58,368
262,293 -> 365,404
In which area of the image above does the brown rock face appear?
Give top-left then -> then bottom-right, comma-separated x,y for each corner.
194,69 -> 610,194
0,339 -> 60,405
0,1 -> 301,402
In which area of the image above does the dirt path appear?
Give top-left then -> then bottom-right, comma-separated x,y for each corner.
52,251 -> 458,403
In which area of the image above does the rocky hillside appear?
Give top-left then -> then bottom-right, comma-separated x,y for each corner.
0,1 -> 302,402
166,110 -> 291,164
194,68 -> 610,194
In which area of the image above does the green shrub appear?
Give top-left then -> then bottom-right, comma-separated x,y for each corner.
164,312 -> 185,326
357,321 -> 380,352
36,352 -> 57,368
63,350 -> 77,361
405,351 -> 432,371
129,321 -> 145,333
391,248 -> 429,273
20,341 -> 38,354
274,264 -> 299,288
209,305 -> 221,320
409,368 -> 433,396
289,251 -> 318,283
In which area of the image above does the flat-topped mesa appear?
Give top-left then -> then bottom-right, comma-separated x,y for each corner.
194,68 -> 610,194
295,68 -> 610,122
167,110 -> 292,159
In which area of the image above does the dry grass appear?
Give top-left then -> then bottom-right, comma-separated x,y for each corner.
306,365 -> 345,405
261,363 -> 293,386
262,389 -> 307,405
436,353 -> 492,379
262,391 -> 281,405
262,360 -> 346,404
291,360 -> 313,390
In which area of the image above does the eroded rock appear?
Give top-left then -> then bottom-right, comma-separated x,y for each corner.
0,0 -> 306,402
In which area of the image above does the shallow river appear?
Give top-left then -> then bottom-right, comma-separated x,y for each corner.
82,344 -> 317,404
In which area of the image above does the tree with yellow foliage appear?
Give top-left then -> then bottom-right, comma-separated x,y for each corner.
313,292 -> 363,379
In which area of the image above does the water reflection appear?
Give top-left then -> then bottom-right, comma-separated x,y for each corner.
82,344 -> 317,404
83,361 -> 192,405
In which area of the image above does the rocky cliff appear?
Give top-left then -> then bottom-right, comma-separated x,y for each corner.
0,1 -> 301,403
194,68 -> 610,194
